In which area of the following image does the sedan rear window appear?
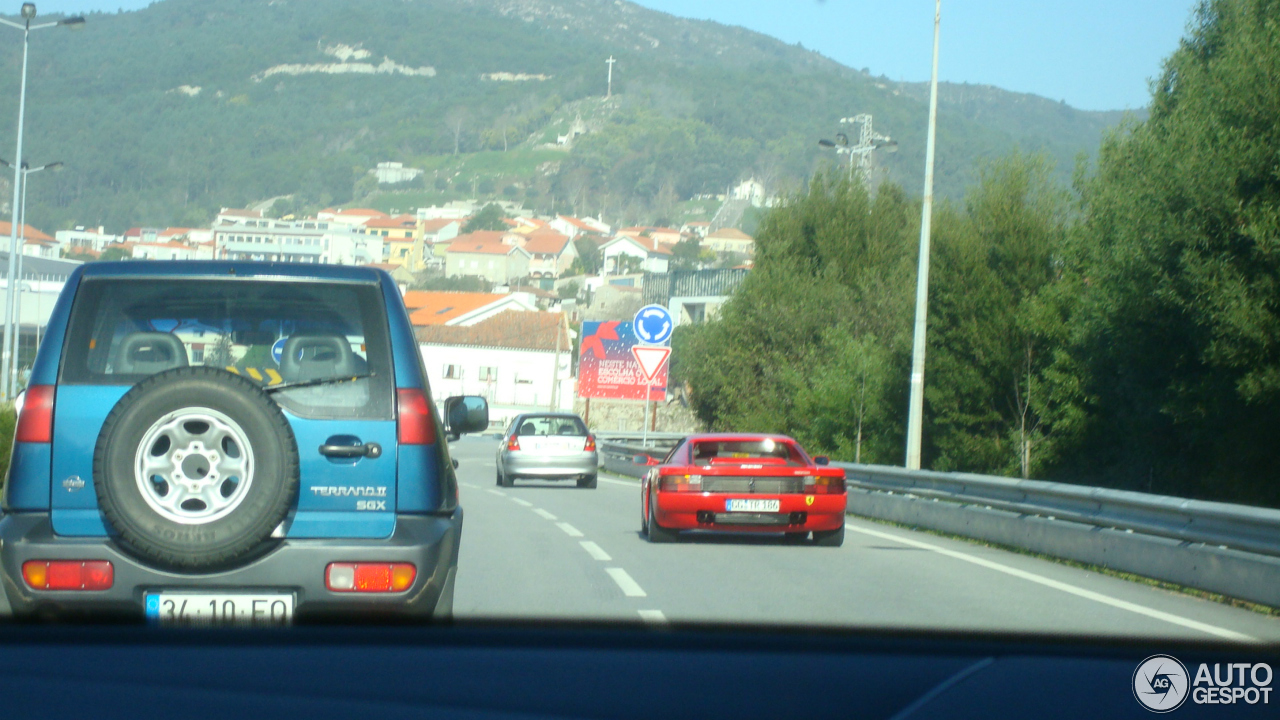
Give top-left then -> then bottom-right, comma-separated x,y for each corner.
59,278 -> 394,420
514,416 -> 587,436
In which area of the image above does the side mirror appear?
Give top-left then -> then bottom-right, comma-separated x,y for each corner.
444,395 -> 489,436
632,454 -> 649,465
814,455 -> 830,466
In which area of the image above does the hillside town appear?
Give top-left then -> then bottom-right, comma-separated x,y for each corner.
2,182 -> 761,431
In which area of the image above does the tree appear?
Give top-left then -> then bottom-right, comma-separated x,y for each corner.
444,107 -> 470,155
570,238 -> 601,274
1048,0 -> 1280,504
100,247 -> 132,262
462,203 -> 509,233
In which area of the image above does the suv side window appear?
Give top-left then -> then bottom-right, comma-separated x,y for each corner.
60,278 -> 394,420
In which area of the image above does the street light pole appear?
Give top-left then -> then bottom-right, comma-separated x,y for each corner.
0,5 -> 84,400
2,159 -> 62,395
905,0 -> 942,470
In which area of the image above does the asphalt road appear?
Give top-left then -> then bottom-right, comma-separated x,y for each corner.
449,437 -> 1280,642
3,436 -> 1278,643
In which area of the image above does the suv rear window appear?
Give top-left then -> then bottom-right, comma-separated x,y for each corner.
514,416 -> 588,436
60,278 -> 394,420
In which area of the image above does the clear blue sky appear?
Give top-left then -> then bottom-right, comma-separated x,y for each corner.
30,0 -> 1200,110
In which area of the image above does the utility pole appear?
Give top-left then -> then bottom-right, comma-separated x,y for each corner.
905,0 -> 942,470
605,56 -> 616,98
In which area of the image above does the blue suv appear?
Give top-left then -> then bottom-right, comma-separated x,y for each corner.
0,262 -> 488,624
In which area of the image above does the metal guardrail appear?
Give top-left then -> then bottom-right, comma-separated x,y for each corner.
836,463 -> 1280,559
597,438 -> 681,478
594,444 -> 1280,606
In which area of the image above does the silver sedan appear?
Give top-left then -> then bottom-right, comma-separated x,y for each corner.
496,413 -> 598,489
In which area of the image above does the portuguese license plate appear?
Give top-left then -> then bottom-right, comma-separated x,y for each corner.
725,498 -> 781,513
145,592 -> 295,627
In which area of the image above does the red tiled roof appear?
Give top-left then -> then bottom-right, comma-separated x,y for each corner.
0,222 -> 52,242
523,231 -> 570,255
336,208 -> 389,217
445,231 -> 520,256
420,218 -> 460,232
364,214 -> 417,230
416,310 -> 565,351
403,291 -> 509,325
707,228 -> 753,241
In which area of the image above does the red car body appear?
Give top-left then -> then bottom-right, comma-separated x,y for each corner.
639,434 -> 847,545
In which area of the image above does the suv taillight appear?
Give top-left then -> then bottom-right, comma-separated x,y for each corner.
584,435 -> 596,452
397,389 -> 435,445
326,562 -> 416,593
507,435 -> 521,451
15,385 -> 54,444
22,560 -> 113,591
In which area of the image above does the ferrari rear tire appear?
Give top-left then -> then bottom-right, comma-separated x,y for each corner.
646,501 -> 678,543
813,524 -> 845,547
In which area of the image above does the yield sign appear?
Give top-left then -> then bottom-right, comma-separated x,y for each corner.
631,345 -> 672,383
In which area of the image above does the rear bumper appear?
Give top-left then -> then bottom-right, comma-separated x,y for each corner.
655,492 -> 847,532
500,450 -> 598,479
0,510 -> 462,622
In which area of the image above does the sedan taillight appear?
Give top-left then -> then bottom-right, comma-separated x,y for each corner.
507,435 -> 521,451
584,435 -> 596,452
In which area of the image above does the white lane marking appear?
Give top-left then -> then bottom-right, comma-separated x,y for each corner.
486,489 -> 506,497
606,568 -> 647,597
460,483 -> 480,489
510,498 -> 533,507
556,522 -> 585,537
580,541 -> 612,561
599,476 -> 636,487
533,508 -> 557,520
637,609 -> 667,624
844,523 -> 1259,643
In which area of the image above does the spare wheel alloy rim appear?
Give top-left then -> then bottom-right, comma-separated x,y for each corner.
133,407 -> 256,525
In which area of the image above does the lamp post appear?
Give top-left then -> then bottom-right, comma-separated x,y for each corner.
905,0 -> 942,470
0,157 -> 61,394
0,3 -> 85,399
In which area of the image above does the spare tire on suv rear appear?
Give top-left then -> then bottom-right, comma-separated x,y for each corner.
94,367 -> 300,570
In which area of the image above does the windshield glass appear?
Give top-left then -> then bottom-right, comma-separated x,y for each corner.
2,0 -> 1279,662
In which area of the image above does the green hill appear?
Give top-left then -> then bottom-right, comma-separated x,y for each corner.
0,0 -> 1133,232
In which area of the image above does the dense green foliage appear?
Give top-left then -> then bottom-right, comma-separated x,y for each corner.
680,0 -> 1280,507
461,203 -> 509,233
0,0 -> 1124,235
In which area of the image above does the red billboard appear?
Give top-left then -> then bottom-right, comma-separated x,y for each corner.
577,321 -> 667,401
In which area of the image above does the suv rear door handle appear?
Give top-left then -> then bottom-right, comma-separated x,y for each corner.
319,442 -> 382,459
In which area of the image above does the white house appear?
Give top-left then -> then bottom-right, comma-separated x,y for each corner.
56,226 -> 122,255
521,231 -> 576,279
550,215 -> 610,240
416,218 -> 462,270
444,231 -> 532,284
132,242 -> 198,261
599,235 -> 671,275
213,219 -> 383,265
417,310 -> 575,430
702,228 -> 755,255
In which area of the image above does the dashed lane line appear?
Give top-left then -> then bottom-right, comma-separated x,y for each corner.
533,508 -> 558,521
485,489 -> 506,497
556,522 -> 585,538
637,610 -> 667,624
606,568 -> 647,597
598,476 -> 636,488
579,541 -> 612,561
510,498 -> 533,507
844,523 -> 1258,643
460,483 -> 480,489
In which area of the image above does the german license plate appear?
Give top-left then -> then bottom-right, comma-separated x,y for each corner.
145,592 -> 294,627
725,498 -> 780,512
